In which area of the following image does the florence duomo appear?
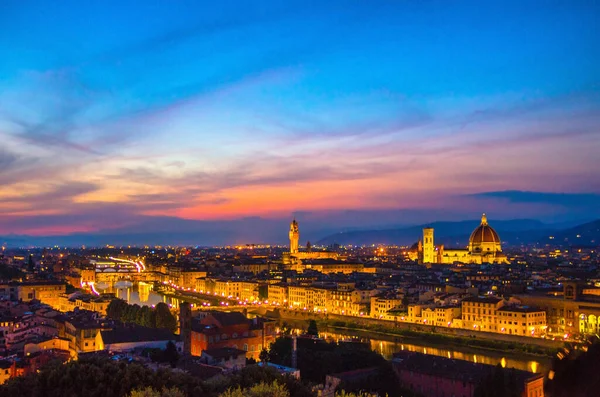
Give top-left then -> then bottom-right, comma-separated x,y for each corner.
414,213 -> 509,265
1,1 -> 598,395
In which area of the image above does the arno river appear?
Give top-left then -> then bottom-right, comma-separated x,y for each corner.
317,329 -> 548,374
95,280 -> 187,308
97,282 -> 548,374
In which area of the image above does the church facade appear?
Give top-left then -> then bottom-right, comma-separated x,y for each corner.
416,214 -> 509,265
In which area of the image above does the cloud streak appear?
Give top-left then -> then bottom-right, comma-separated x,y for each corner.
0,1 -> 598,240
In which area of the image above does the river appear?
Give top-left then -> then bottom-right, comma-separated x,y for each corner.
95,280 -> 185,308
317,328 -> 548,374
95,282 -> 548,374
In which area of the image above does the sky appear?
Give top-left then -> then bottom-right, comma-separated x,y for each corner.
0,1 -> 599,244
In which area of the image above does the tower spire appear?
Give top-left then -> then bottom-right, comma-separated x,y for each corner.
481,213 -> 488,225
289,218 -> 299,254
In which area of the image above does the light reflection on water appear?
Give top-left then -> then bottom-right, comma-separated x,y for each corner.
318,330 -> 546,374
96,281 -> 184,308
94,283 -> 546,374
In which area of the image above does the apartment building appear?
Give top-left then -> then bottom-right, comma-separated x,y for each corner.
497,306 -> 547,336
461,296 -> 505,332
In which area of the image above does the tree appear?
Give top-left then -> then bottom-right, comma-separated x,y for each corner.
155,303 -> 177,333
279,322 -> 291,336
335,392 -> 378,397
0,357 -> 316,397
401,295 -> 409,307
265,336 -> 410,396
107,299 -> 128,320
546,337 -> 600,397
219,382 -> 289,397
164,341 -> 179,368
139,306 -> 153,328
258,285 -> 269,300
130,387 -> 185,397
0,356 -> 204,397
306,320 -> 318,337
259,349 -> 270,363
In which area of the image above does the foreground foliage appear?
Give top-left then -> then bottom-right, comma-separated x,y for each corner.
218,381 -> 289,397
0,357 -> 203,397
0,357 -> 313,397
545,338 -> 600,397
130,387 -> 186,397
266,335 -> 412,397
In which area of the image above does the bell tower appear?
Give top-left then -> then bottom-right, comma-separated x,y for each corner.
422,227 -> 435,264
289,219 -> 299,254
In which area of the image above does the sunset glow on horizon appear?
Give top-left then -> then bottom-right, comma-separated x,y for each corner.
1,1 -> 599,243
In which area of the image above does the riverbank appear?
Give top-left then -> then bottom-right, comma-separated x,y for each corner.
318,326 -> 550,373
325,322 -> 555,357
261,310 -> 562,358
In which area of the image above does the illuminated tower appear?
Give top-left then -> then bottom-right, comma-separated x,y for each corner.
289,219 -> 299,254
422,227 -> 435,264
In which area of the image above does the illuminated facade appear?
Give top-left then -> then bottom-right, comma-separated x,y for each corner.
289,219 -> 299,254
189,312 -> 276,360
497,306 -> 547,336
517,282 -> 600,338
17,281 -> 66,307
370,296 -> 402,319
417,214 -> 509,265
422,228 -> 435,264
283,219 -> 339,267
267,282 -> 375,315
461,296 -> 505,332
196,278 -> 259,302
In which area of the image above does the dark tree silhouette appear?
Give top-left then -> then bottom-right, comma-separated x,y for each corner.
259,348 -> 270,363
163,341 -> 179,368
546,338 -> 600,397
107,300 -> 176,333
154,303 -> 177,333
307,320 -> 318,337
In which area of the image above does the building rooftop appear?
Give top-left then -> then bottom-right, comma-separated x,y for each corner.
100,325 -> 176,345
329,366 -> 378,381
393,351 -> 541,387
202,347 -> 246,360
498,306 -> 544,313
462,296 -> 503,304
205,311 -> 249,327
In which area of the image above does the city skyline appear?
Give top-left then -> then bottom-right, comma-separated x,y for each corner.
1,1 -> 600,239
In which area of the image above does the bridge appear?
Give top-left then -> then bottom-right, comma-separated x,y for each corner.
91,257 -> 161,284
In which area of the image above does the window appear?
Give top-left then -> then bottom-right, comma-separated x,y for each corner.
243,344 -> 248,351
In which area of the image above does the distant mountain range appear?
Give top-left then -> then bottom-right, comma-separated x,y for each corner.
1,218 -> 598,248
316,219 -> 600,247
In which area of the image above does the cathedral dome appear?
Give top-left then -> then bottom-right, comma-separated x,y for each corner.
469,214 -> 500,246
